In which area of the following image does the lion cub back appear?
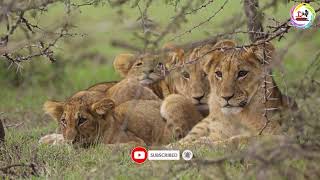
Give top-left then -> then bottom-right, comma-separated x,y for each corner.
114,100 -> 167,145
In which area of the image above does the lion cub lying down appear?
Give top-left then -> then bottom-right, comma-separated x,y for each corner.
113,47 -> 211,116
41,90 -> 202,146
41,91 -> 144,146
178,40 -> 296,145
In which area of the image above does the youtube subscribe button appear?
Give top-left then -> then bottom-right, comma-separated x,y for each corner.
148,150 -> 180,160
131,147 -> 192,164
131,146 -> 148,164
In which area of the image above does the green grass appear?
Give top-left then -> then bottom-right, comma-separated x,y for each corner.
0,0 -> 320,179
2,129 -> 246,179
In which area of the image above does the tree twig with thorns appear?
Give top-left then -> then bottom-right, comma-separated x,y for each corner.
169,0 -> 229,42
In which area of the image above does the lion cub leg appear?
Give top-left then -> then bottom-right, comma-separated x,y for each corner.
39,133 -> 65,145
115,130 -> 146,145
160,94 -> 203,141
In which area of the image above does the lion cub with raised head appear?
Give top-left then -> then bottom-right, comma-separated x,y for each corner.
180,40 -> 296,144
113,46 -> 211,116
113,53 -> 171,99
102,54 -> 161,106
112,52 -> 204,134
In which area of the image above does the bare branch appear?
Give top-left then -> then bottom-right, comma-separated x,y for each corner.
170,0 -> 229,42
243,0 -> 265,42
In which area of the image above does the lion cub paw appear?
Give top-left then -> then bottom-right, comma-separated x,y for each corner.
39,133 -> 65,145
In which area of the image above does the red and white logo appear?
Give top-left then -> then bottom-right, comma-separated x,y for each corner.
131,146 -> 147,164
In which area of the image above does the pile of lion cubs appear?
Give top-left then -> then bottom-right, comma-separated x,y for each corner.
39,40 -> 296,147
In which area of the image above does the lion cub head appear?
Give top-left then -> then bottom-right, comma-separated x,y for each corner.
114,46 -> 210,109
113,53 -> 166,85
168,45 -> 210,107
203,40 -> 275,115
43,91 -> 115,146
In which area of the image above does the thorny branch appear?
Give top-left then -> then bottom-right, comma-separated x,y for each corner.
258,42 -> 272,135
182,0 -> 215,17
168,6 -> 320,69
169,0 -> 229,42
136,0 -> 153,51
0,0 -> 78,65
0,163 -> 41,178
150,0 -> 193,47
109,0 -> 295,52
243,0 -> 272,135
2,27 -> 76,64
243,0 -> 265,42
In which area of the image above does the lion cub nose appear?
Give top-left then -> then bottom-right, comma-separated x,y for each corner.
222,94 -> 234,101
193,94 -> 204,101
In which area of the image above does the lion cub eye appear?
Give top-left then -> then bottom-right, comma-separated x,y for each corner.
237,70 -> 249,79
215,71 -> 222,79
181,71 -> 190,80
135,62 -> 143,67
78,116 -> 87,126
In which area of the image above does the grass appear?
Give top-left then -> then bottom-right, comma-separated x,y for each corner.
2,129 -> 246,179
0,0 -> 320,179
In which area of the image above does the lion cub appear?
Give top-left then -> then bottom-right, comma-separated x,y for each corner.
113,47 -> 211,116
113,53 -> 171,99
42,90 -> 145,146
42,90 -> 202,146
110,52 -> 204,135
179,40 -> 296,144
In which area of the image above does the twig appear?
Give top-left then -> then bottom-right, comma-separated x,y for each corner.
0,163 -> 38,176
182,0 -> 215,17
243,0 -> 265,41
150,0 -> 193,47
170,0 -> 229,41
110,39 -> 142,52
5,122 -> 24,128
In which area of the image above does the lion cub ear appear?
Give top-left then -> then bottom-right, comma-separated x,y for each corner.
202,40 -> 236,74
43,101 -> 64,121
162,43 -> 176,50
170,48 -> 185,66
91,98 -> 115,115
113,54 -> 136,77
249,41 -> 275,65
162,44 -> 185,68
214,40 -> 236,49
